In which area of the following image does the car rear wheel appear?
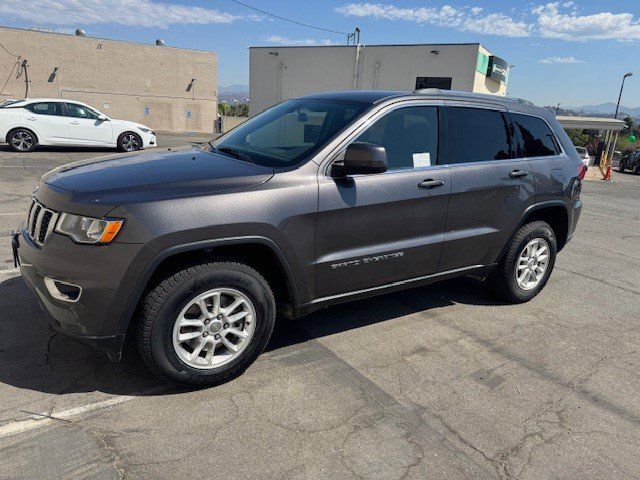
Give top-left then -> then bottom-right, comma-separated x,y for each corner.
118,132 -> 142,152
8,128 -> 37,152
137,261 -> 276,387
634,163 -> 640,175
619,161 -> 626,173
486,221 -> 557,303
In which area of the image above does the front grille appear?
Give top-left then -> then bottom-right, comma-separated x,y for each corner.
26,199 -> 59,247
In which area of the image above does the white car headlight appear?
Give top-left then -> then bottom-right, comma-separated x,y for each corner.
138,127 -> 154,134
55,213 -> 123,244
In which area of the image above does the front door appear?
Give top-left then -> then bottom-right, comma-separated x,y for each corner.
65,102 -> 113,146
438,105 -> 536,271
316,105 -> 451,298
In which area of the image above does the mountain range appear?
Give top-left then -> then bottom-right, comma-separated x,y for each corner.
567,102 -> 640,117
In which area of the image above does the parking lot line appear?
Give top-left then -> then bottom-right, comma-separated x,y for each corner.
0,212 -> 22,216
0,386 -> 168,439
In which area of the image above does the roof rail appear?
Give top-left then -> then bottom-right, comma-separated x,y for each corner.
413,88 -> 534,106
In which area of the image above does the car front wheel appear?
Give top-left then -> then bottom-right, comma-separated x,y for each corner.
487,221 -> 557,303
118,132 -> 142,152
137,261 -> 276,387
619,161 -> 626,173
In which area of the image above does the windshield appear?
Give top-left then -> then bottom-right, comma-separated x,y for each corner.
210,98 -> 370,167
0,99 -> 23,108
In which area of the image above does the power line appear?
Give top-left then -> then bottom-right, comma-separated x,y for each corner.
0,41 -> 21,59
229,0 -> 350,36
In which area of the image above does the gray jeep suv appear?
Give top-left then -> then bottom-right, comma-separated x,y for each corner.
13,90 -> 584,386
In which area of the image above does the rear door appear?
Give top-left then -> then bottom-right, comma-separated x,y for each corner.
438,104 -> 536,271
65,102 -> 113,146
23,102 -> 69,144
316,103 -> 451,298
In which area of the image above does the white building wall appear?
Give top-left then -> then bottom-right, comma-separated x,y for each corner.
249,43 -> 506,116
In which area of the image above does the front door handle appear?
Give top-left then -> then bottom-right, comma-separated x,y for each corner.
509,170 -> 529,179
418,179 -> 445,189
69,121 -> 79,125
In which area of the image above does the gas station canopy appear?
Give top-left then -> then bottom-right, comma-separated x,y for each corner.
556,115 -> 626,131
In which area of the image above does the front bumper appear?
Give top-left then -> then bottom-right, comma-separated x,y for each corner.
15,225 -> 153,357
141,133 -> 157,148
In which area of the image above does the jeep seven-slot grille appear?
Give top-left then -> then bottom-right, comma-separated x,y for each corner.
26,199 -> 59,246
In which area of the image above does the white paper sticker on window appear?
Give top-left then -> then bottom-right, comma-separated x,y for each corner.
413,152 -> 431,168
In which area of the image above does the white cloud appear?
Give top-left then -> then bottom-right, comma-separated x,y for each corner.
538,56 -> 585,64
0,0 -> 243,28
533,2 -> 640,41
266,35 -> 339,46
336,2 -> 640,42
335,3 -> 532,37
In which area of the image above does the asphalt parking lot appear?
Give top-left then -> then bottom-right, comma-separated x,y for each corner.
0,143 -> 639,479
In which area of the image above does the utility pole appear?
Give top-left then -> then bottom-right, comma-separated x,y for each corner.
20,60 -> 29,98
556,102 -> 561,115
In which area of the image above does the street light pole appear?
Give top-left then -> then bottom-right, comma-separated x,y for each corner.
615,72 -> 633,119
556,102 -> 561,115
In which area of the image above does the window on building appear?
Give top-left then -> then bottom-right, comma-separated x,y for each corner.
445,107 -> 512,164
353,106 -> 438,171
25,102 -> 64,116
415,77 -> 452,90
65,103 -> 100,120
511,113 -> 560,158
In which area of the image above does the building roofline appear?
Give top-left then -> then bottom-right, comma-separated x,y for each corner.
0,25 -> 216,55
250,42 -> 483,49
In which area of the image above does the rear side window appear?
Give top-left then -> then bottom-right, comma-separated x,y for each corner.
446,107 -> 512,164
25,102 -> 64,116
511,113 -> 560,157
354,106 -> 438,171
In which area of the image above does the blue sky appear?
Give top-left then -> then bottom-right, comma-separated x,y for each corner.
2,0 -> 640,107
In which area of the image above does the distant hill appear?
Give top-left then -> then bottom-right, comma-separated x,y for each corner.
218,84 -> 249,104
568,102 -> 640,117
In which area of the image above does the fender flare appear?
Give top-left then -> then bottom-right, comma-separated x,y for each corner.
494,200 -> 570,266
115,235 -> 301,339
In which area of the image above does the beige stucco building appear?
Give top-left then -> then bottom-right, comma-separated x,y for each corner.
0,26 -> 217,133
250,43 -> 509,116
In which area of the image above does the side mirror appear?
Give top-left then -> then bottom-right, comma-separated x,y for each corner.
332,142 -> 387,177
97,114 -> 109,121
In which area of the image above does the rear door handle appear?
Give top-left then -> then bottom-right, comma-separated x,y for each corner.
26,116 -> 36,121
70,121 -> 79,125
509,170 -> 529,179
418,179 -> 445,189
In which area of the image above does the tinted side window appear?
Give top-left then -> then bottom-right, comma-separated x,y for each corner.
65,103 -> 99,120
25,102 -> 63,116
354,106 -> 438,171
446,107 -> 512,164
511,113 -> 559,157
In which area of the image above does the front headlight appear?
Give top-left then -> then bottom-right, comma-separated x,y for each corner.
55,213 -> 123,244
138,127 -> 154,134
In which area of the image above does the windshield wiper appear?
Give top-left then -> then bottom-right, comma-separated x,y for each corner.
213,145 -> 254,163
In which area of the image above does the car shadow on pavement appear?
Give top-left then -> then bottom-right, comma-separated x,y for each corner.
0,273 -> 499,396
0,144 -> 116,154
266,277 -> 499,352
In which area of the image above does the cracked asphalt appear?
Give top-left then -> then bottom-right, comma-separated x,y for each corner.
0,139 -> 639,479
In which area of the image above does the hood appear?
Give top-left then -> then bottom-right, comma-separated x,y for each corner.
42,148 -> 274,205
110,118 -> 151,131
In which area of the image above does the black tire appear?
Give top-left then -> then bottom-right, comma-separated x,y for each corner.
486,221 -> 557,303
634,163 -> 640,175
117,131 -> 143,152
137,261 -> 276,387
7,128 -> 38,152
618,161 -> 626,173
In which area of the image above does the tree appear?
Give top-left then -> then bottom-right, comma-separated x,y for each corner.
624,115 -> 634,133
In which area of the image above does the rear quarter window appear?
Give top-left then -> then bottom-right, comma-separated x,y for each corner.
511,113 -> 560,158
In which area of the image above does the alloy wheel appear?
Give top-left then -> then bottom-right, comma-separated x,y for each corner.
11,131 -> 34,151
122,134 -> 140,151
515,238 -> 550,290
172,288 -> 256,369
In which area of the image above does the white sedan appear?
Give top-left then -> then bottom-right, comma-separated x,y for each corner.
0,99 -> 157,152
